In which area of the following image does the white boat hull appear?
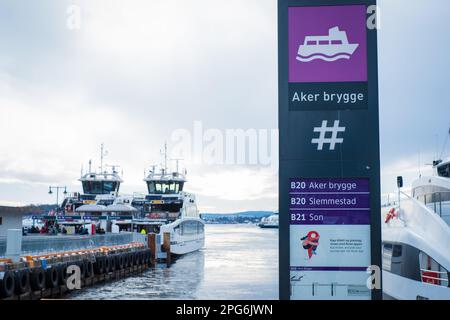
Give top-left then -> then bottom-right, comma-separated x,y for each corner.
159,217 -> 205,255
383,271 -> 450,300
170,235 -> 205,255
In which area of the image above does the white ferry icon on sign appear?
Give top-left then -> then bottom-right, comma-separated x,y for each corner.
296,27 -> 359,62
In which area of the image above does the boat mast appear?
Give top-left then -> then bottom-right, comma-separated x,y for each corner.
160,142 -> 168,174
100,143 -> 108,173
171,158 -> 183,173
100,143 -> 104,173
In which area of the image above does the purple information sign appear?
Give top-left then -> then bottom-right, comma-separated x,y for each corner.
290,178 -> 369,193
288,5 -> 367,83
290,210 -> 370,225
289,178 -> 370,225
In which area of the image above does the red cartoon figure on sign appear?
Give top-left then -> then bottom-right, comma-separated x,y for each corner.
301,231 -> 320,259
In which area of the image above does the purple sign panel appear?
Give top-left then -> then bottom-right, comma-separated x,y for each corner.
289,178 -> 370,225
288,5 -> 367,83
290,210 -> 370,225
290,266 -> 368,272
290,178 -> 369,193
290,194 -> 370,209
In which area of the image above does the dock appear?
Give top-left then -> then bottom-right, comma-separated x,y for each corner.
0,232 -> 172,300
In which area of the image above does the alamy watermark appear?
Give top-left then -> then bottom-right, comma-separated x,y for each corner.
66,264 -> 81,290
170,121 -> 279,173
67,4 -> 81,30
64,3 -> 381,31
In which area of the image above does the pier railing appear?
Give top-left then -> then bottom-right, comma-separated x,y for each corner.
0,232 -> 143,258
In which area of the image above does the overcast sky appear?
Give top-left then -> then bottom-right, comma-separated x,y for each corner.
0,0 -> 449,212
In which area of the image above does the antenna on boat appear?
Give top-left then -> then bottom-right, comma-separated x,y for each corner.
170,158 -> 184,173
438,125 -> 450,161
105,164 -> 120,174
100,143 -> 108,173
160,142 -> 168,172
418,150 -> 421,178
88,160 -> 92,173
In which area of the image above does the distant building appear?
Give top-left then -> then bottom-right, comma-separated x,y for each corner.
0,206 -> 43,235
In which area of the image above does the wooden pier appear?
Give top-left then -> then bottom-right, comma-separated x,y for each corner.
0,233 -> 173,300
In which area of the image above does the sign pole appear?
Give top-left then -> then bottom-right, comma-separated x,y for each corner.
278,0 -> 381,300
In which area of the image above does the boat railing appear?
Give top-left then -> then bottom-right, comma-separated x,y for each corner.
420,269 -> 449,287
0,232 -> 138,258
411,191 -> 450,227
383,191 -> 450,227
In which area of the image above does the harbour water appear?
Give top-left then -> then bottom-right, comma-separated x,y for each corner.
68,224 -> 278,300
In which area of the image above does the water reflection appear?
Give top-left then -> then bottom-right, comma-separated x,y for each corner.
69,224 -> 278,300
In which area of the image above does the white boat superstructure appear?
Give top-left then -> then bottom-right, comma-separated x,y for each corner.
258,214 -> 279,228
139,159 -> 205,255
382,159 -> 450,300
61,144 -> 123,213
55,144 -> 204,255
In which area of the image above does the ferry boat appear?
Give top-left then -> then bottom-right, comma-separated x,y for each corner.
297,26 -> 359,62
258,214 -> 279,229
61,143 -> 122,216
382,158 -> 450,300
136,158 -> 205,255
58,144 -> 205,255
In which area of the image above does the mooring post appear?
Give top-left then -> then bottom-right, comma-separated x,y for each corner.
162,232 -> 171,267
6,229 -> 22,263
148,233 -> 157,266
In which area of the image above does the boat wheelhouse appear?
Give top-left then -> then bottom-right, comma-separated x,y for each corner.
61,145 -> 123,214
134,150 -> 205,254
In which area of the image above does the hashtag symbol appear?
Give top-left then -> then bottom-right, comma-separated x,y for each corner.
311,120 -> 346,151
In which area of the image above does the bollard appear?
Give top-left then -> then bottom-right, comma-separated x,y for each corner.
148,233 -> 156,266
162,232 -> 171,267
6,229 -> 22,263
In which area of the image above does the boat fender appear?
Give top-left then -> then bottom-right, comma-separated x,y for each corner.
93,257 -> 104,275
76,261 -> 86,279
135,251 -> 141,265
104,256 -> 111,273
129,252 -> 135,266
122,253 -> 129,268
14,269 -> 30,295
109,256 -> 116,273
58,263 -> 68,286
84,260 -> 93,278
30,268 -> 46,291
0,271 -> 15,298
116,254 -> 124,270
46,266 -> 59,288
139,251 -> 146,265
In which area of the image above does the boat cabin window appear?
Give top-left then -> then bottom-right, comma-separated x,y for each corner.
419,252 -> 449,287
437,163 -> 450,178
306,40 -> 342,45
179,221 -> 204,235
147,181 -> 184,194
82,181 -> 120,195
